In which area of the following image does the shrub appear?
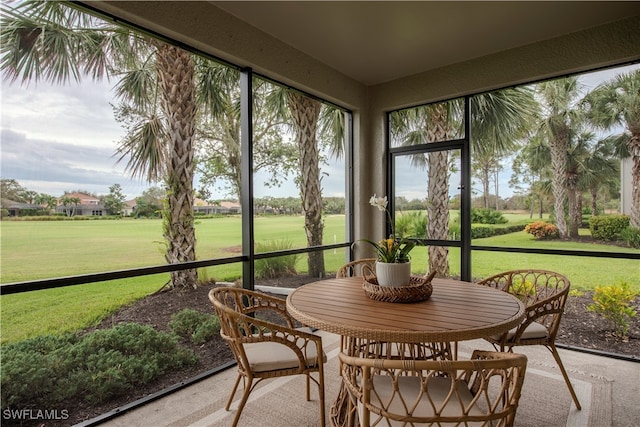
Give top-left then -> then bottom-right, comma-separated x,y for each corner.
169,309 -> 220,345
470,208 -> 508,225
524,221 -> 559,239
589,215 -> 630,241
569,289 -> 584,298
471,226 -> 494,239
587,282 -> 637,338
396,211 -> 427,239
448,224 -> 523,240
1,324 -> 197,409
255,239 -> 300,279
620,226 -> 640,249
449,223 -> 460,240
509,279 -> 536,302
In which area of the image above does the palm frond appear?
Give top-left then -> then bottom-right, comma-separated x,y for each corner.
319,105 -> 345,159
114,59 -> 157,110
115,114 -> 168,182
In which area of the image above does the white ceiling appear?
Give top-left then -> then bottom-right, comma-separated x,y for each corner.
213,1 -> 640,85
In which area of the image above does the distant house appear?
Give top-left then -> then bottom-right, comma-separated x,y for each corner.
122,199 -> 137,217
193,199 -> 241,215
1,198 -> 47,217
55,192 -> 106,216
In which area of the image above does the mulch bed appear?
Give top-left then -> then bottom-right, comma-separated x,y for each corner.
10,276 -> 639,427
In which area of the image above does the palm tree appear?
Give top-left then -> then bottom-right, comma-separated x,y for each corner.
34,193 -> 58,212
287,92 -> 325,277
60,195 -> 81,217
510,134 -> 552,218
565,130 -> 593,237
390,101 -> 458,277
536,77 -> 583,239
250,85 -> 344,279
392,88 -> 537,276
471,87 -> 538,211
580,136 -> 619,216
583,70 -> 640,228
2,2 -> 294,288
1,1 -> 202,288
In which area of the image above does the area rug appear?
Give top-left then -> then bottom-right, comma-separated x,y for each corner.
102,333 -> 617,427
195,338 -> 610,427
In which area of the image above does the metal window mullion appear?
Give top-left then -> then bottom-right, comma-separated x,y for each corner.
387,113 -> 394,239
240,68 -> 255,290
461,96 -> 472,281
345,111 -> 355,260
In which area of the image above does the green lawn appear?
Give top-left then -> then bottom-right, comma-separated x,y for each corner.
0,215 -> 347,283
1,215 -> 638,345
0,216 -> 349,344
471,230 -> 639,287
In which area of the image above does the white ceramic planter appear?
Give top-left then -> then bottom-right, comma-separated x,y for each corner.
375,261 -> 411,287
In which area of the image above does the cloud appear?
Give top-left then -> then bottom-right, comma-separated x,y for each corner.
3,64 -> 636,202
1,77 -> 350,201
0,128 -> 149,198
1,78 -> 122,148
1,78 -> 154,199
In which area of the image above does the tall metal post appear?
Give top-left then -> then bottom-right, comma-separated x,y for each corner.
240,68 -> 255,289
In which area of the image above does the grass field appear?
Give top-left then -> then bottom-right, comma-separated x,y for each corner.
0,215 -> 349,283
1,215 -> 638,344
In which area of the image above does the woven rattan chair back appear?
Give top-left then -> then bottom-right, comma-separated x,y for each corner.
336,258 -> 377,278
339,349 -> 527,427
477,269 -> 581,410
209,287 -> 326,426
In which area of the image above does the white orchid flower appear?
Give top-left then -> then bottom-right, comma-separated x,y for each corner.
369,194 -> 388,212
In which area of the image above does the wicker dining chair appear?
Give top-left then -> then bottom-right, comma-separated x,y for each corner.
339,349 -> 528,427
209,287 -> 327,426
336,258 -> 377,278
477,269 -> 581,410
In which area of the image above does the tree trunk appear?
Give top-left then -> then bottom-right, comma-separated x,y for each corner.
591,187 -> 598,216
539,194 -> 543,219
550,126 -> 569,238
156,44 -> 198,289
494,167 -> 500,210
630,133 -> 640,229
482,166 -> 490,209
288,92 -> 325,277
567,171 -> 580,238
425,104 -> 452,277
577,194 -> 583,227
427,150 -> 450,277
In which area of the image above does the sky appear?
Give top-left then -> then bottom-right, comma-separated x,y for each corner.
1,64 -> 638,201
0,77 -> 150,199
0,75 -> 346,201
391,63 -> 640,201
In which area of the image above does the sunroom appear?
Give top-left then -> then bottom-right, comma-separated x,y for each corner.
1,1 -> 639,427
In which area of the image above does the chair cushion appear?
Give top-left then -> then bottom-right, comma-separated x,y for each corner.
493,321 -> 548,341
359,375 -> 484,425
243,328 -> 325,372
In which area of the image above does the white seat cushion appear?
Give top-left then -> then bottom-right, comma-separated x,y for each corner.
492,321 -> 548,341
243,327 -> 325,372
359,375 -> 485,425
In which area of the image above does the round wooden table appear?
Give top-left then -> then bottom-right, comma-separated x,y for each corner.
286,276 -> 526,427
286,276 -> 525,344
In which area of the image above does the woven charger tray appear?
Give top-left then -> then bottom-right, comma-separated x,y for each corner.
363,272 -> 435,303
